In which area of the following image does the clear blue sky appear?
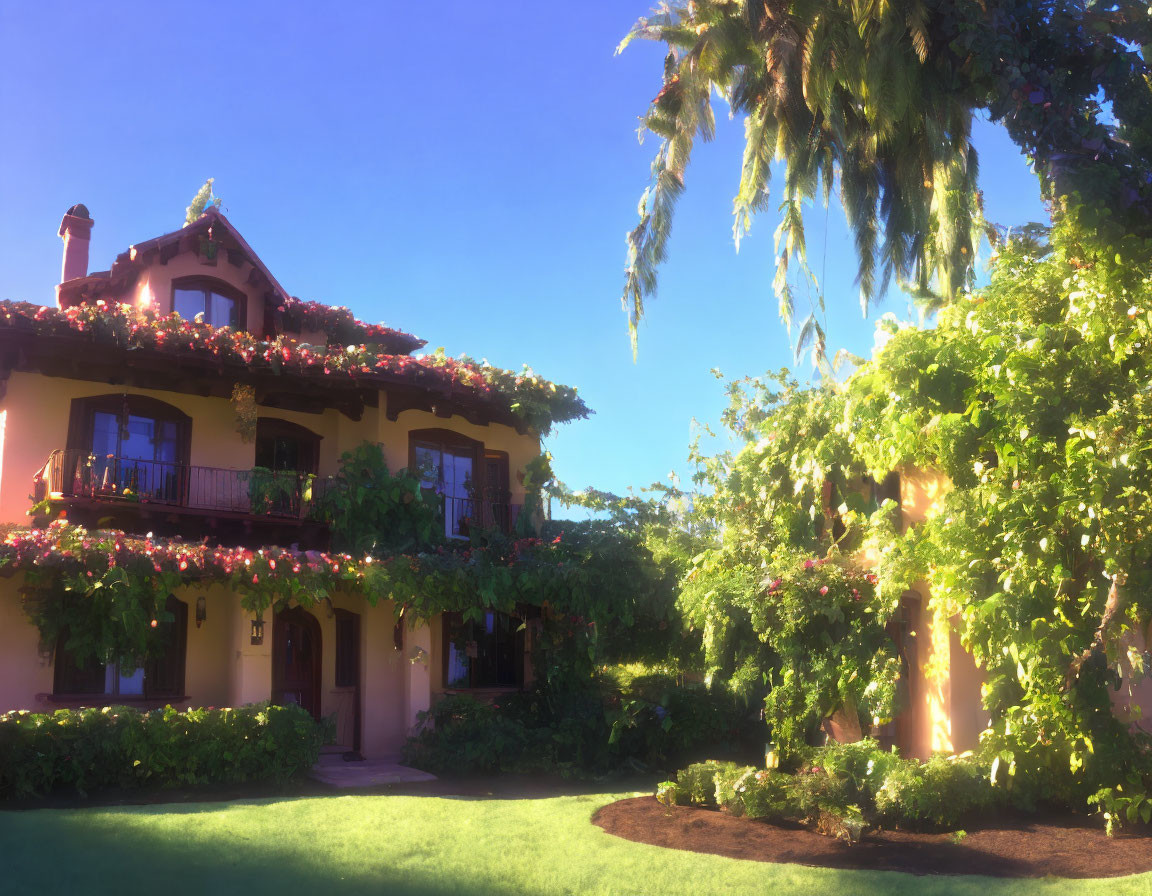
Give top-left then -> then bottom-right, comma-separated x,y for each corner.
0,1 -> 1047,512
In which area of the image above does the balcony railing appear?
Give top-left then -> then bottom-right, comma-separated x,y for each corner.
440,494 -> 522,538
39,449 -> 323,520
38,451 -> 526,536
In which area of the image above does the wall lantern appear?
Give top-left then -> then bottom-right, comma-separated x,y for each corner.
250,616 -> 265,646
195,596 -> 207,629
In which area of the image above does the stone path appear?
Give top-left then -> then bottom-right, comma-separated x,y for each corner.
309,754 -> 437,789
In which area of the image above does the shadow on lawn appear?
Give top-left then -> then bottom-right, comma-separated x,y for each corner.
0,772 -> 662,811
4,806 -> 529,896
0,796 -> 1057,896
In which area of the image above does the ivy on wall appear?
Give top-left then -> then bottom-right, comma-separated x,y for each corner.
230,384 -> 257,443
6,514 -> 674,675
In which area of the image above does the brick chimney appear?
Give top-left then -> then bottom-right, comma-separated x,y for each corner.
58,204 -> 94,283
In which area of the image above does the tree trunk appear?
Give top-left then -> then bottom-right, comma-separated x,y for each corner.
823,692 -> 864,744
1065,572 -> 1128,691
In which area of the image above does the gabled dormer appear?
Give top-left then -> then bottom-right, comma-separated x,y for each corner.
57,206 -> 289,338
54,205 -> 426,355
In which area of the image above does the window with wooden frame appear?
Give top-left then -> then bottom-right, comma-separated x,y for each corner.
172,277 -> 246,329
64,394 -> 192,504
53,595 -> 188,700
482,450 -> 512,531
255,418 -> 321,475
442,610 -> 524,689
408,429 -> 484,539
251,418 -> 322,516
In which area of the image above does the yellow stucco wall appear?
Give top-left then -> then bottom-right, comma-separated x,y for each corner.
894,469 -> 988,759
0,371 -> 257,525
180,585 -> 236,709
899,465 -> 952,527
310,593 -> 408,754
0,573 -> 422,758
0,369 -> 541,528
378,406 -> 539,503
918,600 -> 985,757
0,575 -> 244,715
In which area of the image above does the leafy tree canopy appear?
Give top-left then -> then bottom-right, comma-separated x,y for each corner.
618,0 -> 1152,355
670,210 -> 1152,816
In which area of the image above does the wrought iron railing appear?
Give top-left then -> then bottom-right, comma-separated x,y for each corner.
38,449 -> 324,520
439,494 -> 522,538
38,451 -> 523,534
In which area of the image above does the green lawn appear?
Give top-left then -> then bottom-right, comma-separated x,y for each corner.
1,792 -> 1148,896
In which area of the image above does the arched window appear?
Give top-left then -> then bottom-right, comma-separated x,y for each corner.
172,277 -> 246,329
409,429 -> 483,539
64,394 -> 192,503
256,418 -> 321,475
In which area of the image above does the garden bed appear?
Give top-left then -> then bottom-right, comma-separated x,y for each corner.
593,796 -> 1152,878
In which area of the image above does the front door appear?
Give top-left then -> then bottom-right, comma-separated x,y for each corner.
272,606 -> 322,720
333,609 -> 361,753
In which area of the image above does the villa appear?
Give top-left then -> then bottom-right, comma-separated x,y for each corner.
0,204 -> 584,759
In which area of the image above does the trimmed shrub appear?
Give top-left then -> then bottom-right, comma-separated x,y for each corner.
732,769 -> 793,821
605,672 -> 757,767
655,780 -> 685,806
874,753 -> 994,830
789,766 -> 856,819
0,703 -> 325,798
675,760 -> 745,807
660,742 -> 997,841
800,738 -> 900,806
713,763 -> 758,809
401,695 -> 553,775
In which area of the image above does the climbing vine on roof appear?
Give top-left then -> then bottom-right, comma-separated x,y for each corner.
0,301 -> 589,435
276,296 -> 427,351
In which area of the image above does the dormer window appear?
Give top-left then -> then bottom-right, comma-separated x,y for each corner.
172,278 -> 244,329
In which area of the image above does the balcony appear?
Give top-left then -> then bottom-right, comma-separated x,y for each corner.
439,494 -> 523,539
34,451 -> 525,544
35,449 -> 330,545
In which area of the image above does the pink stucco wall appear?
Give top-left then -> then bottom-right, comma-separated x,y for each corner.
0,577 -> 53,711
132,252 -> 268,334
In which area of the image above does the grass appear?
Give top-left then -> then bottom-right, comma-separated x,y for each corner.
1,792 -> 1149,896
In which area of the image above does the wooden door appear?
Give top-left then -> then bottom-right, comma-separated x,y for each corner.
333,609 -> 362,753
273,606 -> 322,720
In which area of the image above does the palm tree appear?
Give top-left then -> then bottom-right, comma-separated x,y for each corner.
619,0 -> 1152,357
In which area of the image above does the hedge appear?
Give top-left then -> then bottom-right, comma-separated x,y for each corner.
0,703 -> 326,798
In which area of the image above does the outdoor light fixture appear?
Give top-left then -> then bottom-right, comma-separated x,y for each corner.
195,596 -> 206,628
250,616 -> 264,646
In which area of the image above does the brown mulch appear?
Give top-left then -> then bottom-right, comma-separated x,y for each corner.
593,795 -> 1152,878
